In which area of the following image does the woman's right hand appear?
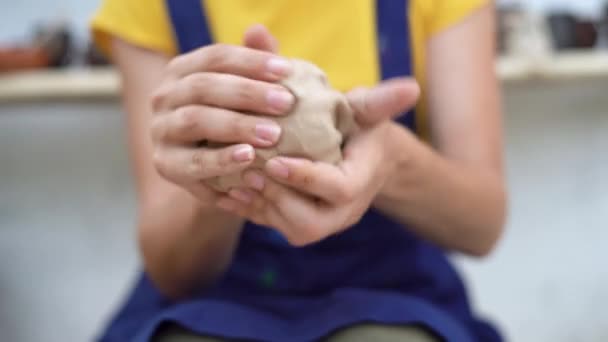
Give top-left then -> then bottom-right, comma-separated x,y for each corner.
149,41 -> 294,206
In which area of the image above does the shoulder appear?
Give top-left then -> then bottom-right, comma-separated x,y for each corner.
91,0 -> 177,57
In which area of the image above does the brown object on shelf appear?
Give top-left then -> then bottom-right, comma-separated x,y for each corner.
574,20 -> 598,48
0,47 -> 50,73
33,22 -> 74,68
205,59 -> 357,193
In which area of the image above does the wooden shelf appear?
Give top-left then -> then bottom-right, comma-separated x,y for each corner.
1,51 -> 607,103
499,51 -> 608,81
0,67 -> 119,103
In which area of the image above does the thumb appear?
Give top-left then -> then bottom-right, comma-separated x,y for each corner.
346,78 -> 420,127
243,24 -> 279,53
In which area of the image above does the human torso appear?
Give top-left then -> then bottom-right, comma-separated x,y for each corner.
95,1 -> 502,341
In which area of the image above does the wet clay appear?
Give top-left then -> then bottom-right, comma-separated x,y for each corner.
206,59 -> 357,192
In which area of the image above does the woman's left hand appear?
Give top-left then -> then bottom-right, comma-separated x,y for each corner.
215,76 -> 419,246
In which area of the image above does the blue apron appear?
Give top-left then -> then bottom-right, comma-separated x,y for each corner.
98,1 -> 502,341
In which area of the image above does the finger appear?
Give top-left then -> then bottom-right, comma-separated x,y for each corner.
242,171 -> 317,224
228,188 -> 255,205
346,78 -> 420,127
244,191 -> 300,237
264,157 -> 355,204
335,128 -> 387,195
243,170 -> 315,215
153,73 -> 294,115
249,174 -> 336,246
154,144 -> 255,183
168,44 -> 291,81
243,24 -> 279,53
217,192 -> 287,229
153,105 -> 282,147
229,188 -> 285,227
241,172 -> 346,246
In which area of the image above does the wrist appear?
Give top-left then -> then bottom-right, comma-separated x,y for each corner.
377,123 -> 426,201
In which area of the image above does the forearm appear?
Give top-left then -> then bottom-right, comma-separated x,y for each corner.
138,184 -> 244,299
375,124 -> 507,256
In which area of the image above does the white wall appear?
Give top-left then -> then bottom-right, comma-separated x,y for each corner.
0,0 -> 99,43
500,0 -> 605,17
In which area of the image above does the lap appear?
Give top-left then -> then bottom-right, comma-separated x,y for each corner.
152,325 -> 225,342
322,323 -> 439,342
152,323 -> 439,342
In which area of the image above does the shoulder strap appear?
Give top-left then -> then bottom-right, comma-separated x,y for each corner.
166,0 -> 214,53
375,0 -> 416,130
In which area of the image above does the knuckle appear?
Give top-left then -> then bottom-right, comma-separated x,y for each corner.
167,55 -> 185,72
185,73 -> 209,92
175,107 -> 200,134
190,150 -> 206,173
234,80 -> 258,107
149,117 -> 166,143
202,44 -> 229,69
227,115 -> 251,140
150,86 -> 169,112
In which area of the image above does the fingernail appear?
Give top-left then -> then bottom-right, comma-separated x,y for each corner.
244,172 -> 265,191
266,89 -> 294,113
229,189 -> 252,204
266,58 -> 291,78
255,122 -> 281,144
232,145 -> 254,162
217,198 -> 235,211
266,159 -> 289,179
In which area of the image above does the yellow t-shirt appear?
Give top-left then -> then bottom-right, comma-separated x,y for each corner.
91,0 -> 488,136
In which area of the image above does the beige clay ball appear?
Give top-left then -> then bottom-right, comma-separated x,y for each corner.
205,59 -> 357,192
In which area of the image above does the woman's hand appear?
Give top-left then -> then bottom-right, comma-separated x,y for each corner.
149,40 -> 295,206
215,79 -> 420,246
218,123 -> 400,245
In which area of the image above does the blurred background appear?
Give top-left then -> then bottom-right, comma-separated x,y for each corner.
1,0 -> 607,341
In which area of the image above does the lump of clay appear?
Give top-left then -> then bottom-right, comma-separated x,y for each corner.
206,59 -> 357,192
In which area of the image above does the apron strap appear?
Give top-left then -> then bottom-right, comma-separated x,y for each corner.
376,0 -> 416,130
166,0 -> 214,53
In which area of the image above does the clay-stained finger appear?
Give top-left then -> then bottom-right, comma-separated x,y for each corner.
153,144 -> 255,184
